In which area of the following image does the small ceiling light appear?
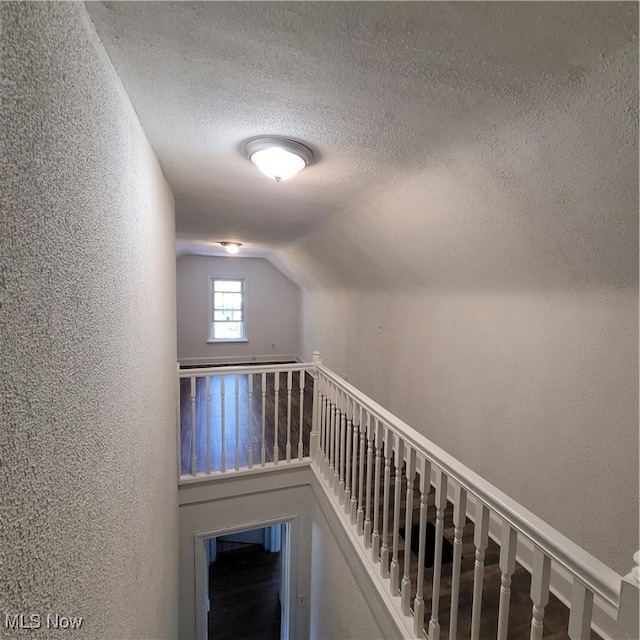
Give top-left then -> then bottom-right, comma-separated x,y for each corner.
246,137 -> 312,182
221,242 -> 241,254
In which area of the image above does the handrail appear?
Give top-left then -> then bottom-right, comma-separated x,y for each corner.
317,364 -> 623,610
178,362 -> 313,378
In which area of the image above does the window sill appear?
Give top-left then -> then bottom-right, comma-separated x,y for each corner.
207,338 -> 249,344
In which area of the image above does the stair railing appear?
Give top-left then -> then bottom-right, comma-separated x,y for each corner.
314,356 -> 639,640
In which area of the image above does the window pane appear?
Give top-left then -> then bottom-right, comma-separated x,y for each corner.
214,280 -> 242,293
232,310 -> 242,321
214,322 -> 243,340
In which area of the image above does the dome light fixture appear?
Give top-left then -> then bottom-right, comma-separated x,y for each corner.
246,137 -> 312,182
221,242 -> 241,254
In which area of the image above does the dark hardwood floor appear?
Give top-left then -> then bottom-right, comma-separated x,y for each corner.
208,544 -> 281,640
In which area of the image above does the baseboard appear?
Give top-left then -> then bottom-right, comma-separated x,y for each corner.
179,354 -> 304,367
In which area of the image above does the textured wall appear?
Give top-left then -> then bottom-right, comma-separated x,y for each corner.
310,506 -> 384,640
176,256 -> 301,361
299,16 -> 638,576
1,3 -> 178,638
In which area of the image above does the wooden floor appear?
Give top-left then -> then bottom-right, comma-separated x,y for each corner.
208,544 -> 281,640
180,370 -> 314,475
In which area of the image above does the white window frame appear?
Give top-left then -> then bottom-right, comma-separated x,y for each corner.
206,276 -> 248,343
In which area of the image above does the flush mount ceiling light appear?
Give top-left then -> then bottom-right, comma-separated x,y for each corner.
246,137 -> 313,182
220,242 -> 241,254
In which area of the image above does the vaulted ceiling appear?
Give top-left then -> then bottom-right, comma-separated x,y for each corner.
87,1 -> 638,290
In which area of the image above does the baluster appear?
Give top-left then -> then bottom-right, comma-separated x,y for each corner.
449,483 -> 467,640
470,502 -> 490,640
297,370 -> 305,461
351,405 -> 364,524
234,374 -> 240,471
344,396 -> 352,511
529,547 -> 551,640
568,580 -> 593,640
356,405 -> 366,533
401,447 -> 416,615
390,435 -> 403,594
220,376 -> 226,473
497,522 -> 518,640
380,426 -> 392,578
285,370 -> 292,462
273,372 -> 280,465
205,376 -> 211,474
428,469 -> 448,640
328,384 -> 336,487
190,376 -> 197,476
338,392 -> 346,501
320,391 -> 327,471
371,419 -> 383,562
247,373 -> 254,469
364,411 -> 374,548
261,372 -> 266,466
413,455 -> 431,637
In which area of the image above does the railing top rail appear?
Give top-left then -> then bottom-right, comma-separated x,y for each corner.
178,362 -> 313,378
317,364 -> 622,609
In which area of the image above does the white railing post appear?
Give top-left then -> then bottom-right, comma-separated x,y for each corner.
310,351 -> 321,461
380,426 -> 392,578
371,418 -> 383,562
390,435 -> 403,595
356,405 -> 366,532
617,551 -> 639,640
413,454 -> 431,637
449,482 -> 467,640
401,447 -> 416,615
190,376 -> 197,476
497,522 -> 518,640
205,376 -> 212,474
529,546 -> 551,640
470,501 -> 490,640
428,468 -> 448,640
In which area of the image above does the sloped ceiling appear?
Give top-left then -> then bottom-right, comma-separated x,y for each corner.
86,1 -> 638,290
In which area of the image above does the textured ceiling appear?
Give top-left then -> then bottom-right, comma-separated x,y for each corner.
86,1 -> 638,289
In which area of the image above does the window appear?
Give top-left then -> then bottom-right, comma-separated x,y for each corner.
208,278 -> 246,342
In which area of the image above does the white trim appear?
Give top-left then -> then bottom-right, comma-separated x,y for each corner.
206,275 -> 247,343
194,516 -> 299,640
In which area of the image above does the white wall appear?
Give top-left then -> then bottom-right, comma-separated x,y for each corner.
302,286 -> 638,575
295,32 -> 638,576
177,256 -> 301,362
178,471 -> 313,640
1,4 -> 178,638
309,505 -> 385,640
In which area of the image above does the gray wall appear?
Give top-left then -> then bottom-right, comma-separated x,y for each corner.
177,256 -> 301,362
1,4 -> 178,638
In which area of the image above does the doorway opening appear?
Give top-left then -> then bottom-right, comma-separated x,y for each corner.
202,522 -> 292,640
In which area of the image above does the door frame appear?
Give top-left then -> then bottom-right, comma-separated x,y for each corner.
194,515 -> 298,640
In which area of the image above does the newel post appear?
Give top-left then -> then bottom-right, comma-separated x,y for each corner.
310,350 -> 322,461
617,551 -> 639,640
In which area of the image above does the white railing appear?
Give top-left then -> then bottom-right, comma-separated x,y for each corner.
177,353 -> 639,639
177,361 -> 317,479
